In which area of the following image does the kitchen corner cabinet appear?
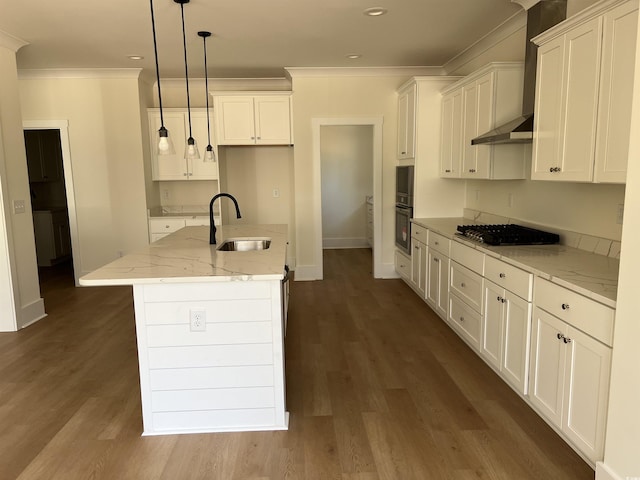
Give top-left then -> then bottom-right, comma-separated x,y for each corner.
440,63 -> 527,180
397,83 -> 417,159
148,108 -> 219,181
529,278 -> 614,463
24,129 -> 62,183
531,0 -> 638,183
213,94 -> 292,145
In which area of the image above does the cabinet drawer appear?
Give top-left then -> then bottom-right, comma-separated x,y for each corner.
485,256 -> 533,301
149,218 -> 186,233
449,293 -> 482,350
451,241 -> 484,275
184,217 -> 209,227
428,231 -> 450,256
534,277 -> 614,345
450,261 -> 483,312
411,224 -> 428,243
395,250 -> 411,280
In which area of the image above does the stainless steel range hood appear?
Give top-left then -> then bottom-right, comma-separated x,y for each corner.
471,0 -> 567,145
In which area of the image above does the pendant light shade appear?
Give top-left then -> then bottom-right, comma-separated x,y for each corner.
175,0 -> 200,160
150,0 -> 175,155
198,30 -> 216,163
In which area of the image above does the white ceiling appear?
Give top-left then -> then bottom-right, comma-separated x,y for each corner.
0,0 -> 523,79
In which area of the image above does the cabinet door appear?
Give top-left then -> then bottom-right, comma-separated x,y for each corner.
395,250 -> 411,281
562,325 -> 611,462
594,2 -> 638,183
411,239 -> 422,294
150,112 -> 188,180
532,36 -> 565,179
440,89 -> 463,177
397,85 -> 416,159
473,72 -> 495,178
482,280 -> 504,372
502,293 -> 531,395
427,249 -> 448,318
449,294 -> 482,351
462,82 -> 479,177
215,96 -> 256,145
560,18 -> 602,181
254,96 -> 291,145
188,111 -> 219,180
529,307 -> 566,428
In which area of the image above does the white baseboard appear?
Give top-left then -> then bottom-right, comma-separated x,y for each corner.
20,297 -> 46,329
596,462 -> 629,480
379,262 -> 400,279
322,237 -> 369,249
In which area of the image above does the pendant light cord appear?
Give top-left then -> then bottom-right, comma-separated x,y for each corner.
202,35 -> 211,147
150,0 -> 165,128
179,2 -> 193,138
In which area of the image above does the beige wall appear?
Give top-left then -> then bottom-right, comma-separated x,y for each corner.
19,73 -> 150,274
320,125 -> 373,247
0,47 -> 43,330
290,74 -> 406,273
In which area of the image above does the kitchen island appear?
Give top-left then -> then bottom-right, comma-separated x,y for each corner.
80,224 -> 289,435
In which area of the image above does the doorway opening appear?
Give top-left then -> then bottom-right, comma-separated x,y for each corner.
312,117 -> 383,280
23,121 -> 81,289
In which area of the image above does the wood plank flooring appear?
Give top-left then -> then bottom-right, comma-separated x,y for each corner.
0,251 -> 594,479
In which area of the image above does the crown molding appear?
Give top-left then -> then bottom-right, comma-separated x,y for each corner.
511,0 -> 541,9
285,66 -> 446,78
443,10 -> 526,75
17,69 -> 142,79
0,30 -> 28,52
162,77 -> 292,91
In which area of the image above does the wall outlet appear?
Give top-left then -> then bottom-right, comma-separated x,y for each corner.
273,188 -> 280,198
508,193 -> 514,208
190,309 -> 206,332
13,200 -> 25,214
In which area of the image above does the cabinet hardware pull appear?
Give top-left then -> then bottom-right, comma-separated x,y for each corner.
445,169 -> 451,173
563,337 -> 572,344
469,169 -> 476,173
434,258 -> 439,263
460,282 -> 466,288
501,298 -> 506,303
499,273 -> 506,278
401,151 -> 406,155
561,303 -> 570,310
497,296 -> 501,302
435,241 -> 439,245
459,316 -> 465,322
557,333 -> 564,340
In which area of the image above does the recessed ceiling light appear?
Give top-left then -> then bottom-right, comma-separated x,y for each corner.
346,54 -> 362,59
363,7 -> 387,16
128,55 -> 144,60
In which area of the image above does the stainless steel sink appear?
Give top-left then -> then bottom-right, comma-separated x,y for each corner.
217,238 -> 271,251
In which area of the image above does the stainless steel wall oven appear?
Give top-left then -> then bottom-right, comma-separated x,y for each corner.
395,166 -> 414,254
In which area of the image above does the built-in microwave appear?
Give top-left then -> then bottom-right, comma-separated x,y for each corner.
396,165 -> 414,207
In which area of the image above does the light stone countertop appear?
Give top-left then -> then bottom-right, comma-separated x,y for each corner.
79,224 -> 288,286
412,217 -> 619,308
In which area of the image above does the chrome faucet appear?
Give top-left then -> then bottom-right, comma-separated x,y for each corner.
209,193 -> 242,244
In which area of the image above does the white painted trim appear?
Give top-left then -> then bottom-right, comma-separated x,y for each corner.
595,462 -> 624,480
511,0 -> 540,10
0,149 -> 18,331
380,262 -> 400,279
286,66 -> 446,78
443,10 -> 527,75
311,116 -> 384,280
0,30 -> 28,52
19,299 -> 46,328
162,77 -> 292,92
18,69 -> 142,79
292,265 -> 322,281
23,120 -> 82,286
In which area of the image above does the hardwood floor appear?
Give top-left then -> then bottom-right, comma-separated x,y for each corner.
0,250 -> 593,479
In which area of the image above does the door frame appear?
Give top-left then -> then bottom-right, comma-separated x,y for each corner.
23,120 -> 82,286
311,117 -> 384,279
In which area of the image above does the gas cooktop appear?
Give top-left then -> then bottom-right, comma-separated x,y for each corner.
456,224 -> 560,246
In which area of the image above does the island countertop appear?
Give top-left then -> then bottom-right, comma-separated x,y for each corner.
79,224 -> 288,286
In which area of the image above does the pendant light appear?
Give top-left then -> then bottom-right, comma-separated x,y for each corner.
149,0 -> 175,155
175,0 -> 200,160
198,31 -> 216,163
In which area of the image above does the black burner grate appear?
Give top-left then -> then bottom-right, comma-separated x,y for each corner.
456,224 -> 559,246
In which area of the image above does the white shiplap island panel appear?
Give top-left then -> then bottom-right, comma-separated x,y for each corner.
80,224 -> 289,435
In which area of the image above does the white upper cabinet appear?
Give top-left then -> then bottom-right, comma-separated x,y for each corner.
440,62 -> 528,180
214,94 -> 292,145
397,83 -> 417,159
148,108 -> 219,181
532,0 -> 638,183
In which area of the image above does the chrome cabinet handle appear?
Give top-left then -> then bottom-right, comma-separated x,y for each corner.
561,303 -> 570,310
497,296 -> 502,302
549,167 -> 562,173
557,333 -> 564,340
469,169 -> 476,173
445,169 -> 451,173
401,151 -> 407,155
499,273 -> 506,278
563,337 -> 572,344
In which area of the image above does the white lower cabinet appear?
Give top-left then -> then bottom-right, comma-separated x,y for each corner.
395,250 -> 411,281
148,216 -> 216,243
411,240 -> 427,297
426,249 -> 449,319
529,278 -> 613,464
482,280 -> 532,395
449,293 -> 482,350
